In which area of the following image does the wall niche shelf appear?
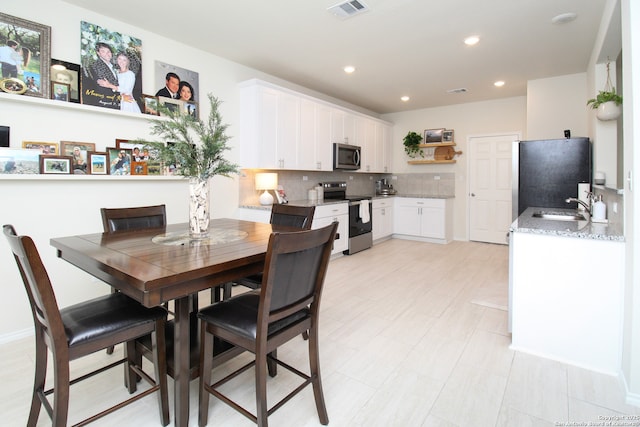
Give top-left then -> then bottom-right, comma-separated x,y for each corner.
407,142 -> 462,164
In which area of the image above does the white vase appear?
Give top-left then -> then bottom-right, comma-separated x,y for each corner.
189,177 -> 210,238
596,101 -> 621,121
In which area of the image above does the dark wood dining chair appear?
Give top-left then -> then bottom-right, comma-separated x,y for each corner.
101,204 -> 168,355
234,204 -> 315,291
197,221 -> 337,427
3,224 -> 170,427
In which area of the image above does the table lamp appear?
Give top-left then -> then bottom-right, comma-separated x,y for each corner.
255,172 -> 278,205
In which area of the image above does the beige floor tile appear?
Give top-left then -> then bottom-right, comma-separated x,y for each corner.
567,365 -> 640,415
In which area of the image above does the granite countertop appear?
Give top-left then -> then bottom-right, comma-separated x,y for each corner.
510,207 -> 624,241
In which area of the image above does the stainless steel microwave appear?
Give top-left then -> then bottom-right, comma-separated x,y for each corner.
333,143 -> 361,170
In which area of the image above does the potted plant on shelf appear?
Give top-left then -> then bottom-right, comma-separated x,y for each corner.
587,62 -> 623,121
403,131 -> 424,158
134,94 -> 239,239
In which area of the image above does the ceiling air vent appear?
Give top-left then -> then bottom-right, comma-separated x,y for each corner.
328,0 -> 369,19
447,88 -> 468,94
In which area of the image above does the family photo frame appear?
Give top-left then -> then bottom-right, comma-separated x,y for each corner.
22,141 -> 58,154
0,147 -> 40,174
88,151 -> 108,175
50,59 -> 80,103
0,12 -> 51,98
39,154 -> 72,174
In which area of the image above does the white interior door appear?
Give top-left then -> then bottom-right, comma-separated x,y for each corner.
469,133 -> 520,244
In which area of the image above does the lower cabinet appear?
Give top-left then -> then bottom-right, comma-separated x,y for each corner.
372,198 -> 393,241
393,197 -> 453,243
312,203 -> 348,255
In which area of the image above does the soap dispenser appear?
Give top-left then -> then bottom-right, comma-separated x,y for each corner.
592,194 -> 607,222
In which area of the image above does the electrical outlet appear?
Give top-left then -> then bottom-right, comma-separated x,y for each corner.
434,175 -> 441,180
349,176 -> 353,180
613,202 -> 618,214
392,176 -> 398,180
302,176 -> 308,181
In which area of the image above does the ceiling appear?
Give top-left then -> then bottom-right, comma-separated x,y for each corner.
62,0 -> 608,115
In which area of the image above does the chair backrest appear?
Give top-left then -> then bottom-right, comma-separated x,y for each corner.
3,225 -> 65,349
257,222 -> 338,332
269,204 -> 315,230
101,204 -> 167,233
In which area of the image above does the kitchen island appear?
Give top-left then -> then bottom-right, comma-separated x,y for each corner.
509,207 -> 624,374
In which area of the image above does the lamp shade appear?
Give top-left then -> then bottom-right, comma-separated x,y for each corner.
255,173 -> 278,205
255,173 -> 278,190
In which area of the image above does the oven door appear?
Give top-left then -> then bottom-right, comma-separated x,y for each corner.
348,200 -> 372,237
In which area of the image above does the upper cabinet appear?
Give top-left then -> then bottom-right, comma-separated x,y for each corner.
239,79 -> 392,172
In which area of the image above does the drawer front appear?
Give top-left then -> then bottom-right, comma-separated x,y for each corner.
372,198 -> 393,209
314,202 -> 348,218
395,197 -> 445,209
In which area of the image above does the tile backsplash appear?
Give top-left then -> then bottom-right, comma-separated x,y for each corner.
239,170 -> 455,205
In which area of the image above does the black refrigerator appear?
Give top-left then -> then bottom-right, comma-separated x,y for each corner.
512,137 -> 592,220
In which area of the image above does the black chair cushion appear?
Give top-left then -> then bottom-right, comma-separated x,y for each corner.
106,215 -> 165,232
61,292 -> 167,348
198,291 -> 310,340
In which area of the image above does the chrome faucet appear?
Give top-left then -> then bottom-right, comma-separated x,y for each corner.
565,197 -> 591,215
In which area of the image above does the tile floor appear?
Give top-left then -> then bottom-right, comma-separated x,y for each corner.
1,239 -> 638,427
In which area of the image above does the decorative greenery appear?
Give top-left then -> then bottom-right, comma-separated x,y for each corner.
403,131 -> 424,158
134,94 -> 239,180
587,89 -> 623,109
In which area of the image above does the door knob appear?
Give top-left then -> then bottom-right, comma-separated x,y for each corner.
471,193 -> 476,197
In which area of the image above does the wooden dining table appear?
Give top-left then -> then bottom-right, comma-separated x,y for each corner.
50,218 -> 279,427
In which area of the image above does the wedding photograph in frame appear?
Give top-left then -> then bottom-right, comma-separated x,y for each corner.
60,141 -> 95,173
87,151 -> 108,175
39,154 -> 72,174
424,128 -> 445,144
22,141 -> 58,154
50,59 -> 80,103
0,12 -> 51,98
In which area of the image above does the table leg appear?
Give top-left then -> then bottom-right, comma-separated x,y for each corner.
174,296 -> 191,427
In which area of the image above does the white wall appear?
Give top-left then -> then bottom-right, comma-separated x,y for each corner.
382,96 -> 527,241
526,73 -> 588,140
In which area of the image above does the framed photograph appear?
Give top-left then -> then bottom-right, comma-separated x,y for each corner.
22,141 -> 58,154
183,100 -> 198,119
106,147 -> 132,175
50,81 -> 70,102
142,94 -> 159,115
60,141 -> 95,173
50,59 -> 80,103
87,151 -> 108,175
0,13 -> 51,98
80,21 -> 143,111
0,77 -> 27,94
424,128 -> 445,144
0,147 -> 40,174
40,155 -> 72,174
442,129 -> 454,142
154,60 -> 199,102
131,161 -> 148,175
158,96 -> 183,116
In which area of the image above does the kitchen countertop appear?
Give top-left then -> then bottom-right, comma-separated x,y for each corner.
239,194 -> 454,210
510,207 -> 624,241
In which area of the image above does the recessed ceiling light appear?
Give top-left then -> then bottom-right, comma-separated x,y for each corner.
494,80 -> 505,87
551,12 -> 577,25
401,96 -> 410,102
344,66 -> 356,74
464,36 -> 480,46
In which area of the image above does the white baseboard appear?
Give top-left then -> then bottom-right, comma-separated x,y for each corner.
0,328 -> 32,345
621,372 -> 640,408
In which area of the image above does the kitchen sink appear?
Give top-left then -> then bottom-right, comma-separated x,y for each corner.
532,211 -> 587,221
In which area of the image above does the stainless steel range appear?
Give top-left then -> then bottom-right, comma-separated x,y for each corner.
319,181 -> 372,255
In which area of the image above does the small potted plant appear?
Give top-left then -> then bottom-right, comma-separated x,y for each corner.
403,131 -> 424,158
587,62 -> 623,121
587,89 -> 622,121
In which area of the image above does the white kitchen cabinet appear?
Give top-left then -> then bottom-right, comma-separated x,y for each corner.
510,231 -> 624,374
372,198 -> 393,241
393,197 -> 453,243
312,203 -> 348,255
239,79 -> 391,172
